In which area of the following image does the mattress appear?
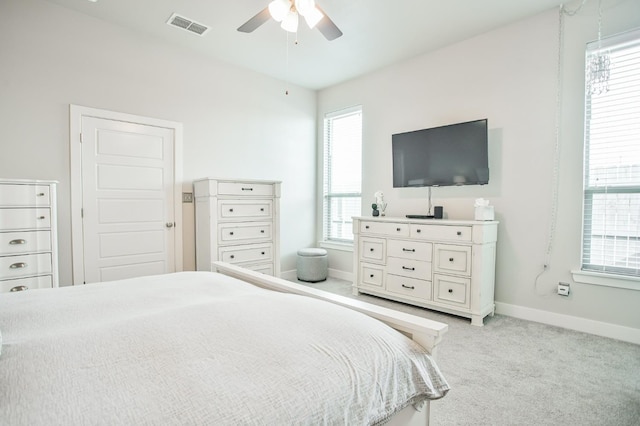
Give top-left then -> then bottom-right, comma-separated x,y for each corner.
0,271 -> 449,425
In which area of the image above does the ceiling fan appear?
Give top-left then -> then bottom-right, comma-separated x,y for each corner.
237,0 -> 343,41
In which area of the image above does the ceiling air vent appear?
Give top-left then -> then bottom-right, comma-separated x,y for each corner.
166,13 -> 210,36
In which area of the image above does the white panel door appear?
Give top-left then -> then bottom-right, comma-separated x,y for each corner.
81,116 -> 175,283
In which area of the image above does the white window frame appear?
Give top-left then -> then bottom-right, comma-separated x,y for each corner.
572,28 -> 640,291
321,106 -> 363,247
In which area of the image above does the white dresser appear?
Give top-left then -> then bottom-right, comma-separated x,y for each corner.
0,179 -> 59,292
353,216 -> 498,326
194,178 -> 281,276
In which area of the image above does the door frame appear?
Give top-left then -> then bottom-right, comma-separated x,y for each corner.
69,104 -> 184,285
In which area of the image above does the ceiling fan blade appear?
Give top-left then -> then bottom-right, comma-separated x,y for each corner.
315,6 -> 343,41
237,7 -> 271,33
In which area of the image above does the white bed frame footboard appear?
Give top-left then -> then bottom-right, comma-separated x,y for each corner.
214,262 -> 448,426
213,262 -> 448,355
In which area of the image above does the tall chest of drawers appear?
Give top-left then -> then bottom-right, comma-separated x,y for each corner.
194,178 -> 281,276
0,179 -> 59,292
353,216 -> 498,326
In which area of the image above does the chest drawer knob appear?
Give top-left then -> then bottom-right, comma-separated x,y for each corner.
448,288 -> 453,293
260,208 -> 265,212
396,228 -> 401,232
229,232 -> 234,235
261,230 -> 265,233
229,208 -> 234,212
456,231 -> 462,236
230,255 -> 235,259
449,257 -> 454,262
370,274 -> 374,278
369,248 -> 374,252
10,262 -> 27,269
10,285 -> 28,292
261,251 -> 265,255
417,229 -> 421,233
9,239 -> 26,245
38,216 -> 46,220
365,225 -> 370,229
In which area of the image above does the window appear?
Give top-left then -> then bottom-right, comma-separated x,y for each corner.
323,106 -> 362,244
582,28 -> 640,278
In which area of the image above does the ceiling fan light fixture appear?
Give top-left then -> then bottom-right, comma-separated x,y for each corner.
303,7 -> 323,29
268,0 -> 290,22
294,0 -> 314,16
280,10 -> 299,32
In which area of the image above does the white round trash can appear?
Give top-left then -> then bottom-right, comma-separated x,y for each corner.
296,248 -> 328,283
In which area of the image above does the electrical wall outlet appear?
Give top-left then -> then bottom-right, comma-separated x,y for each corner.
557,282 -> 570,296
182,192 -> 193,203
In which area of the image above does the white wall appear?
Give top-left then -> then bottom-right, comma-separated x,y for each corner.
0,0 -> 317,284
317,0 -> 640,333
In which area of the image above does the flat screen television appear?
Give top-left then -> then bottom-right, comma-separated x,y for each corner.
392,119 -> 489,187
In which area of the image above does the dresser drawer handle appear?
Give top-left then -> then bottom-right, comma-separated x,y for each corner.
448,288 -> 453,293
241,187 -> 254,191
260,208 -> 265,212
10,262 -> 27,269
449,257 -> 454,262
365,225 -> 370,229
402,284 -> 415,290
9,239 -> 26,245
10,285 -> 28,292
229,232 -> 234,235
402,248 -> 415,252
37,192 -> 45,197
402,266 -> 415,271
38,216 -> 46,220
417,229 -> 421,233
456,231 -> 462,236
370,274 -> 374,278
229,208 -> 234,212
260,230 -> 265,233
230,255 -> 235,259
396,228 -> 401,232
369,248 -> 374,252
261,251 -> 265,255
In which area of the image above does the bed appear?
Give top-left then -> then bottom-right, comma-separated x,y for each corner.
0,262 -> 449,425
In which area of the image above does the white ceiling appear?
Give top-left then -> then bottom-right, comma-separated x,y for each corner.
45,0 -> 565,90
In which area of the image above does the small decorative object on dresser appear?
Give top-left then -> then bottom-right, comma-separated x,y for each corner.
352,216 -> 498,326
193,178 -> 281,276
0,179 -> 59,293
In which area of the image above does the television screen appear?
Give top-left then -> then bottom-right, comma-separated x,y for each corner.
392,119 -> 489,187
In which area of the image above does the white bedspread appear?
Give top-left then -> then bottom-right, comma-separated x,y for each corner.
0,271 -> 448,425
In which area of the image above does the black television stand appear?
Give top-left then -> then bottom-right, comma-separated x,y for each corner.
406,214 -> 435,219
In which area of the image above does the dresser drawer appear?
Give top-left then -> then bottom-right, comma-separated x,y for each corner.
0,275 -> 53,293
244,263 -> 274,275
218,181 -> 274,197
0,208 -> 51,230
411,224 -> 472,242
360,221 -> 409,237
218,200 -> 272,220
219,243 -> 273,265
434,244 -> 472,276
0,184 -> 51,207
434,274 -> 470,308
0,231 -> 51,255
387,239 -> 432,261
360,237 -> 385,263
218,222 -> 272,244
0,253 -> 52,279
387,257 -> 431,279
360,263 -> 384,288
386,274 -> 431,300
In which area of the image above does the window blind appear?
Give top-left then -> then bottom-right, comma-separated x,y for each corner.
582,28 -> 640,277
323,107 -> 362,243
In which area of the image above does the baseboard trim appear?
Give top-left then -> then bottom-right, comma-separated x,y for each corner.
280,268 -> 353,283
495,302 -> 640,345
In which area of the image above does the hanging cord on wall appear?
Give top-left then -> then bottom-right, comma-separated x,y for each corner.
534,1 -> 590,295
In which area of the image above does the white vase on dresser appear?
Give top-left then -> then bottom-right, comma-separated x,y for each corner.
193,178 -> 281,277
353,216 -> 498,326
0,179 -> 59,292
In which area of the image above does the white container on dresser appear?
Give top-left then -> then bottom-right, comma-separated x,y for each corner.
0,179 -> 59,293
194,178 -> 281,277
352,216 -> 498,326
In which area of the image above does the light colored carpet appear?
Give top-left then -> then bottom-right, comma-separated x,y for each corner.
294,277 -> 640,426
